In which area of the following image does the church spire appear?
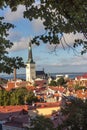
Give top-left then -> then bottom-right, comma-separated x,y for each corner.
26,41 -> 36,82
28,42 -> 34,63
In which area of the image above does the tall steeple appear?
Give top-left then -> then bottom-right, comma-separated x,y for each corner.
28,42 -> 34,63
26,41 -> 36,82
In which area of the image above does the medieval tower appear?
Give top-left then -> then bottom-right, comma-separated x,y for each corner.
26,42 -> 36,82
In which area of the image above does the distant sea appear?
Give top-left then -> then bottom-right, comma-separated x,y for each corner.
0,72 -> 87,80
50,72 -> 86,79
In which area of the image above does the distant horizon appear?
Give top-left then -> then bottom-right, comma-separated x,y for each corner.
1,71 -> 87,77
0,71 -> 87,81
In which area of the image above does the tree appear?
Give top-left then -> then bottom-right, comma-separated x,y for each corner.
9,91 -> 17,105
0,87 -> 38,106
59,97 -> 87,130
74,84 -> 86,91
13,87 -> 28,105
0,16 -> 25,74
0,0 -> 86,54
49,80 -> 57,86
29,115 -> 55,130
57,77 -> 65,86
24,0 -> 87,55
0,89 -> 10,105
26,91 -> 38,104
0,90 -> 3,106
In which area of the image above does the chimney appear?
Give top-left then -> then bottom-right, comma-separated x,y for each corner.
14,68 -> 16,81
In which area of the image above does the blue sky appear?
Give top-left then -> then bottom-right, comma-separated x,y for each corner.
0,5 -> 87,74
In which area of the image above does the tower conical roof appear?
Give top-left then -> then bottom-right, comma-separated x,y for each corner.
27,42 -> 35,63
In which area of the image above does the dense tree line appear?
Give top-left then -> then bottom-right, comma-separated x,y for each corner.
0,87 -> 38,106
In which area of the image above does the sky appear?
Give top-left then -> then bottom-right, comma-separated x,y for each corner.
0,5 -> 87,74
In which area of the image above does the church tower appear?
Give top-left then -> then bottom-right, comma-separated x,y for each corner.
26,42 -> 36,82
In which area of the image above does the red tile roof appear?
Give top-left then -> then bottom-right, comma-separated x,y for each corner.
49,86 -> 65,93
5,81 -> 34,91
35,102 -> 60,108
6,82 -> 15,91
35,79 -> 47,87
75,90 -> 87,99
76,73 -> 87,80
0,105 -> 28,113
0,105 -> 29,122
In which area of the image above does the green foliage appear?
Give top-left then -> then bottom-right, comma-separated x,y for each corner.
0,90 -> 3,105
24,0 -> 87,54
0,90 -> 10,105
0,16 -> 25,74
0,88 -> 38,106
49,77 -> 66,86
49,80 -> 57,86
59,98 -> 87,130
73,84 -> 86,91
57,77 -> 65,86
14,87 -> 28,105
31,115 -> 54,130
0,78 -> 7,84
26,91 -> 38,104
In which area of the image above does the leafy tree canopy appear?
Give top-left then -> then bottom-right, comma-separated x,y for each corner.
0,0 -> 87,54
0,16 -> 25,74
30,115 -> 54,130
57,77 -> 65,86
0,88 -> 38,106
60,97 -> 87,130
49,79 -> 57,86
49,77 -> 66,86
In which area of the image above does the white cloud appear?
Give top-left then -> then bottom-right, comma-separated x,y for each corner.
46,33 -> 84,51
57,54 -> 87,67
4,5 -> 25,22
8,37 -> 29,52
32,18 -> 44,32
8,30 -> 22,41
41,53 -> 87,68
62,33 -> 84,46
8,36 -> 37,52
46,44 -> 58,52
69,55 -> 87,66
